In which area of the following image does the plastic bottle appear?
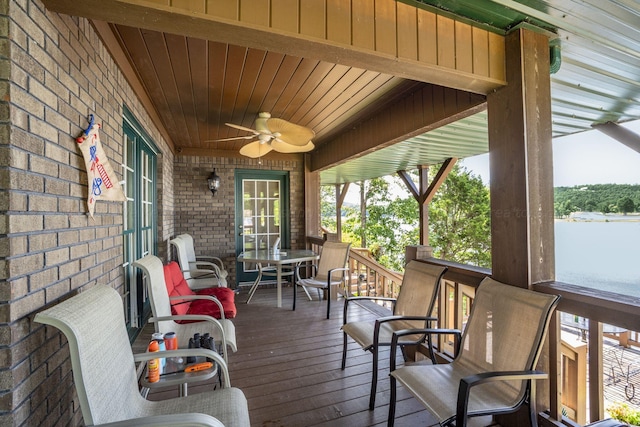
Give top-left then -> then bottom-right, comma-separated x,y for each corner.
164,332 -> 177,350
147,340 -> 160,383
152,333 -> 166,371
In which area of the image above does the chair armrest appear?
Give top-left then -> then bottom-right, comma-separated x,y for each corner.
190,261 -> 223,275
196,255 -> 224,265
184,267 -> 221,279
133,348 -> 231,388
168,295 -> 226,320
374,315 -> 438,343
376,315 -> 438,326
95,413 -> 224,427
343,296 -> 397,324
390,327 -> 462,370
456,370 -> 548,424
295,263 -> 317,281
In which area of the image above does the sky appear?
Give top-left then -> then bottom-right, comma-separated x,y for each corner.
460,120 -> 640,187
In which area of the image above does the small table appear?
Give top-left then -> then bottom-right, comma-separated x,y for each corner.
238,249 -> 318,308
140,356 -> 217,397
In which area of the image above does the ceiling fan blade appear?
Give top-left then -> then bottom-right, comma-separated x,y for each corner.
204,135 -> 256,142
271,139 -> 315,153
267,118 -> 315,146
239,140 -> 274,158
225,123 -> 260,134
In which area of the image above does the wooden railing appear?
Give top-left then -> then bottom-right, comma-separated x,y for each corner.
536,282 -> 640,426
306,236 -> 640,425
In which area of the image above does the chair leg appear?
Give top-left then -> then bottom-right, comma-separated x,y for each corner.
326,287 -> 331,319
369,345 -> 378,410
388,374 -> 397,427
293,282 -> 297,311
302,285 -> 313,301
341,332 -> 348,370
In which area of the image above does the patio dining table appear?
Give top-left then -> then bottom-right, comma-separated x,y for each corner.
238,249 -> 318,308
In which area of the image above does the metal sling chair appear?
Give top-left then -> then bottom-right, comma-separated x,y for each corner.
341,260 -> 447,410
388,277 -> 560,427
34,285 -> 249,427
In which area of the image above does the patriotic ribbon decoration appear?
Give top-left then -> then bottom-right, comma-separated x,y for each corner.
76,117 -> 126,217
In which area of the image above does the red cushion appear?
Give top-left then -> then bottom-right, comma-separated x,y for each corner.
163,261 -> 194,316
189,287 -> 237,319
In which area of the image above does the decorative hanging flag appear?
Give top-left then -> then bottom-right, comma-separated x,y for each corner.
76,118 -> 126,218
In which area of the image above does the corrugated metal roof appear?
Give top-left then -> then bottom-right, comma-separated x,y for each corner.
321,112 -> 489,184
320,0 -> 640,184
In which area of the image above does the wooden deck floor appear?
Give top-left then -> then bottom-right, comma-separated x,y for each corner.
135,284 -> 507,426
136,286 -> 445,427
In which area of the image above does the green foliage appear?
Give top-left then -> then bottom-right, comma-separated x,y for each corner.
554,184 -> 640,215
428,165 -> 491,268
618,196 -> 636,214
609,402 -> 640,425
320,185 -> 337,232
321,163 -> 491,271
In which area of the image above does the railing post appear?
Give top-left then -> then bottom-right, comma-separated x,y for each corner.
405,245 -> 433,264
560,331 -> 587,425
589,321 -> 604,422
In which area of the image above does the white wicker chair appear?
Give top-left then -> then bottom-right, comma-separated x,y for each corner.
34,285 -> 249,427
388,277 -> 560,427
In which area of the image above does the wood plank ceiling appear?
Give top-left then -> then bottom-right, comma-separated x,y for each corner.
111,24 -> 422,156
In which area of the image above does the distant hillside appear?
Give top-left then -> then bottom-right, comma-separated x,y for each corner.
554,184 -> 640,216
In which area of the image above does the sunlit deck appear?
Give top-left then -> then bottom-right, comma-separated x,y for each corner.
135,286 -> 447,427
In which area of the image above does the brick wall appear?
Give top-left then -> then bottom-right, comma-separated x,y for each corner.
173,155 -> 306,286
0,1 -> 174,425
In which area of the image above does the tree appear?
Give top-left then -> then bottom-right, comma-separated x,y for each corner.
320,185 -> 337,232
618,196 -> 635,214
428,165 -> 491,268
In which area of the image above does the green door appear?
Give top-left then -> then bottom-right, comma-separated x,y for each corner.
235,170 -> 290,284
122,109 -> 158,338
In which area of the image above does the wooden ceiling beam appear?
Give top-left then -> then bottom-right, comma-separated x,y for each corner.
310,86 -> 486,172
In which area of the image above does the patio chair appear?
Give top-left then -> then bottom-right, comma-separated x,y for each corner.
177,233 -> 229,285
293,241 -> 351,319
388,277 -> 560,427
170,236 -> 226,290
34,285 -> 250,427
133,255 -> 237,362
341,260 -> 447,410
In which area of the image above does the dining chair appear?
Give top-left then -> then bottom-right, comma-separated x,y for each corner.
133,254 -> 237,362
293,241 -> 351,319
341,260 -> 447,410
170,236 -> 226,289
177,233 -> 229,285
34,285 -> 250,427
388,277 -> 560,427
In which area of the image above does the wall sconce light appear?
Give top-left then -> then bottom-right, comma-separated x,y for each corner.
207,168 -> 221,196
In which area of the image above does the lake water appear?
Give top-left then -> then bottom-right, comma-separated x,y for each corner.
555,219 -> 640,297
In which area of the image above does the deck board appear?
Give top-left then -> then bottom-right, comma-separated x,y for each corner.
135,286 -> 491,427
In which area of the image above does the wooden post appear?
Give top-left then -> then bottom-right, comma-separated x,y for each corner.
334,182 -> 349,242
304,155 -> 321,242
487,27 -> 554,426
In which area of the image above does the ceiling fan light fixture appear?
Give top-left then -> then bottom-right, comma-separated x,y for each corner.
211,111 -> 315,158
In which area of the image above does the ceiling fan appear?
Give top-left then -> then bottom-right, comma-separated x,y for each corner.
211,112 -> 315,158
